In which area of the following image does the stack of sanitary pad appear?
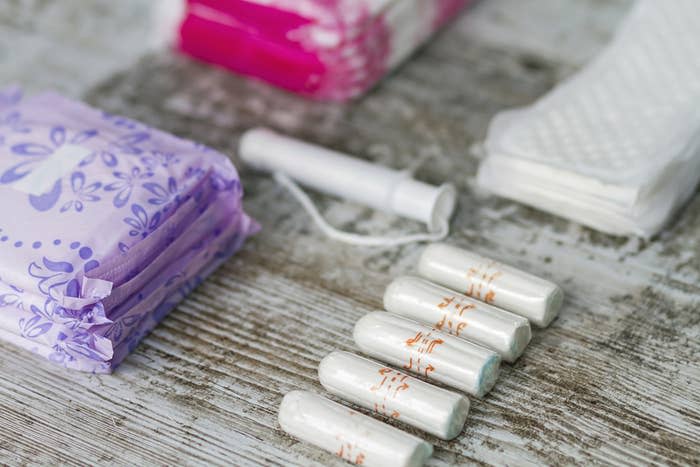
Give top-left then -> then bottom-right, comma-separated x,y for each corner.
178,0 -> 469,101
477,0 -> 700,237
0,87 -> 257,373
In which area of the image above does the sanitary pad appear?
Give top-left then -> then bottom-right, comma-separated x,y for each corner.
477,0 -> 700,237
178,0 -> 469,101
0,87 -> 257,372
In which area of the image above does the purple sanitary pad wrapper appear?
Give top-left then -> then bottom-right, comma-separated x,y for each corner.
0,86 -> 258,373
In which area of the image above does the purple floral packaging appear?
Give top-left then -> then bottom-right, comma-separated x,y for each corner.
0,86 -> 258,373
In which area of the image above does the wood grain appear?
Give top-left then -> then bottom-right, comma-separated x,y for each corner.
1,0 -> 698,466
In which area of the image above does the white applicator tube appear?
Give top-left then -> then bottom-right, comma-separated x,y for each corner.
418,243 -> 564,327
319,351 -> 470,440
239,127 -> 456,232
384,276 -> 531,362
354,312 -> 501,397
278,391 -> 433,467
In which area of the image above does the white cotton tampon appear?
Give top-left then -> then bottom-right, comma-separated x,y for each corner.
417,243 -> 564,327
239,127 -> 457,232
353,312 -> 501,397
384,276 -> 531,363
319,351 -> 470,440
278,391 -> 433,467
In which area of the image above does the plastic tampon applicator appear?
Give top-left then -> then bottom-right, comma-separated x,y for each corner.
240,128 -> 457,247
354,312 -> 501,397
318,351 -> 470,440
418,243 -> 564,327
384,276 -> 532,362
278,391 -> 433,467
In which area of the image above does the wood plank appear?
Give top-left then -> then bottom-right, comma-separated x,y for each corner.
0,0 -> 698,465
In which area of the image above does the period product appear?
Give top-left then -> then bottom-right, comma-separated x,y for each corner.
278,390 -> 433,467
240,127 -> 457,246
418,243 -> 563,327
477,0 -> 700,237
0,87 -> 257,372
179,0 -> 469,101
319,351 -> 470,440
384,276 -> 531,362
354,312 -> 501,397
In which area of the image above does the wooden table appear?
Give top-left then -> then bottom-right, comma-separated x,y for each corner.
1,1 -> 698,465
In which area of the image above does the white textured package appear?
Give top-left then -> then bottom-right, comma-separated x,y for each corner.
477,0 -> 700,237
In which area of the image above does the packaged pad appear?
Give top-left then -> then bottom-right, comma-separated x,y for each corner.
178,0 -> 469,101
477,0 -> 700,237
0,87 -> 257,372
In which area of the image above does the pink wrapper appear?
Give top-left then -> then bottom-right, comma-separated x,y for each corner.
178,0 -> 469,101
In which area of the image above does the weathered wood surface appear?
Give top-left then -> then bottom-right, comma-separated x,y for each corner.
1,0 -> 699,466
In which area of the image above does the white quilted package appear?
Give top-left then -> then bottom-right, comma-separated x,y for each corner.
477,0 -> 700,237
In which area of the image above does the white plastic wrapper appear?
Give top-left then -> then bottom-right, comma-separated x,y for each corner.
477,0 -> 700,237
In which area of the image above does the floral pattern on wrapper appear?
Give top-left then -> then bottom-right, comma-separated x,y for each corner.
0,87 -> 258,373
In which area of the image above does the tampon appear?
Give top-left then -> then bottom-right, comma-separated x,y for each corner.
319,351 -> 470,440
239,127 -> 456,232
353,312 -> 501,397
278,390 -> 433,467
384,276 -> 531,362
417,243 -> 564,327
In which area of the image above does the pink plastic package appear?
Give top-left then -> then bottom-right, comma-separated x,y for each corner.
178,0 -> 469,101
